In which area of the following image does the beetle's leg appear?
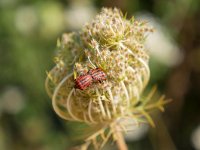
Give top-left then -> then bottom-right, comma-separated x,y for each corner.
99,80 -> 102,83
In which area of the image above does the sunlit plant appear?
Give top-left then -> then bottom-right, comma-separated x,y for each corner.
45,7 -> 170,150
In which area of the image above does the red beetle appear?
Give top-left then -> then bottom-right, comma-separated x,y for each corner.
89,68 -> 107,82
75,74 -> 93,90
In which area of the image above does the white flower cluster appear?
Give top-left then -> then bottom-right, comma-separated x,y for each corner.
45,7 -> 169,149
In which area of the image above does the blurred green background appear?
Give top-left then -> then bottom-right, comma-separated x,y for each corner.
0,0 -> 200,149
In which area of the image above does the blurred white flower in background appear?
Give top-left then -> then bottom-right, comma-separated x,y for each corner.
15,6 -> 38,35
138,13 -> 183,67
0,0 -> 16,7
122,118 -> 149,141
39,2 -> 65,38
64,0 -> 96,30
191,125 -> 200,150
0,86 -> 25,115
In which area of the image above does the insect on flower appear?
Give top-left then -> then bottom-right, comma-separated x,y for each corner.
89,68 -> 107,82
75,74 -> 93,90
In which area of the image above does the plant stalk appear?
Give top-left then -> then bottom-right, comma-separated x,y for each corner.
115,125 -> 128,150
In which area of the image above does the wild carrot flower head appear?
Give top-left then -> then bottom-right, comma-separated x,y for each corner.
45,7 -> 170,149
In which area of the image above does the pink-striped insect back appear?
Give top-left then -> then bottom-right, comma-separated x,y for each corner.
89,68 -> 107,82
75,74 -> 93,90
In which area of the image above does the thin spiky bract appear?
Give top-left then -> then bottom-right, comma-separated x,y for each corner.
45,7 -> 170,149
